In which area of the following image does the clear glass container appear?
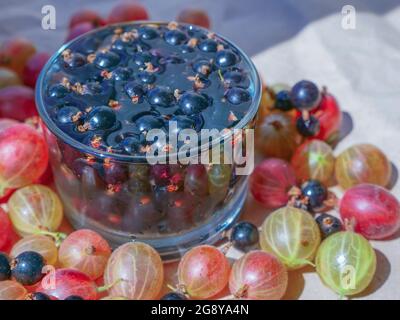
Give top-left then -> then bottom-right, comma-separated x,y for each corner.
36,22 -> 261,260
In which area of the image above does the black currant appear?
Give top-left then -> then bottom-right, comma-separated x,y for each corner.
215,50 -> 237,68
65,295 -> 84,300
87,106 -> 117,130
296,115 -> 320,137
0,253 -> 11,281
274,90 -> 294,111
11,251 -> 45,286
178,92 -> 209,114
301,180 -> 327,211
161,292 -> 187,300
147,86 -> 175,108
26,292 -> 52,300
198,39 -> 218,52
164,29 -> 188,46
94,51 -> 120,69
290,80 -> 321,111
230,221 -> 259,252
226,87 -> 250,105
316,214 -> 343,238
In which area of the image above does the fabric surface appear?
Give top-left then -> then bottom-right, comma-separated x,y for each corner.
1,0 -> 399,300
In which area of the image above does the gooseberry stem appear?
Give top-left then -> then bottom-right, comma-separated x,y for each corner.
97,278 -> 122,293
35,230 -> 67,247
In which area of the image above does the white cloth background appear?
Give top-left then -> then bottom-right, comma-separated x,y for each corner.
1,0 -> 399,299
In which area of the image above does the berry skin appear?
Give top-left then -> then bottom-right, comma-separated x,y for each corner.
120,136 -> 142,154
178,92 -> 209,114
215,50 -> 237,68
69,10 -> 105,29
65,295 -> 84,300
290,80 -> 321,111
226,87 -> 250,105
64,53 -> 86,68
230,221 -> 259,252
137,71 -> 156,84
0,253 -> 11,281
164,30 -> 188,46
87,106 -> 117,130
198,39 -> 218,52
161,292 -> 187,300
193,59 -> 212,76
139,26 -> 159,40
26,292 -> 52,300
176,9 -> 210,29
135,114 -> 164,133
56,106 -> 81,124
125,82 -> 145,102
315,214 -> 342,238
94,51 -> 120,69
296,115 -> 320,137
301,180 -> 327,211
11,251 -> 45,286
48,84 -> 69,99
274,90 -> 294,111
147,87 -> 175,107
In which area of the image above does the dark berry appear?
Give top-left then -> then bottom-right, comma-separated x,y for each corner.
111,67 -> 132,81
135,114 -> 164,133
125,82 -> 145,102
274,90 -> 294,111
64,53 -> 86,68
198,39 -> 218,52
296,115 -> 320,137
65,295 -> 84,300
56,106 -> 81,124
290,80 -> 321,111
120,136 -> 142,154
168,115 -> 196,134
11,251 -> 45,286
137,71 -> 156,84
87,106 -> 117,130
26,292 -> 51,300
94,51 -> 120,68
193,59 -> 212,75
48,84 -> 69,99
147,86 -> 175,107
164,29 -> 188,46
139,26 -> 159,40
301,180 -> 327,211
161,292 -> 187,300
132,52 -> 153,67
230,221 -> 259,252
81,81 -> 102,95
316,214 -> 343,238
223,70 -> 249,88
226,87 -> 250,105
215,50 -> 237,68
178,92 -> 209,114
180,45 -> 194,54
0,253 -> 11,281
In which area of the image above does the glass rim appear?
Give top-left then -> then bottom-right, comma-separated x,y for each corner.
35,21 -> 262,163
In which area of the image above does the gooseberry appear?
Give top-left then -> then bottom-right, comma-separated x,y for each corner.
0,38 -> 36,76
340,184 -> 400,240
0,85 -> 37,121
176,9 -> 211,29
229,251 -> 288,300
22,52 -> 50,88
260,206 -> 321,269
107,2 -> 149,24
11,235 -> 58,266
0,280 -> 27,300
0,207 -> 12,250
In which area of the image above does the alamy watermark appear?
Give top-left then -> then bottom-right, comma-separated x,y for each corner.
341,5 -> 356,30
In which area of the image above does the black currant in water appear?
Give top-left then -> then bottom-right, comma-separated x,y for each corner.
315,213 -> 343,238
0,253 -> 11,281
230,221 -> 259,252
11,251 -> 45,286
301,180 -> 327,211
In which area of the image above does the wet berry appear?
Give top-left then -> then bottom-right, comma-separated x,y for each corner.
316,214 -> 342,238
179,92 -> 209,114
230,221 -> 259,252
87,106 -> 117,130
57,106 -> 81,124
226,87 -> 250,105
26,292 -> 52,300
11,251 -> 45,286
135,114 -> 164,133
198,39 -> 218,52
164,29 -> 188,46
94,51 -> 120,69
147,86 -> 175,107
125,82 -> 145,102
215,50 -> 237,68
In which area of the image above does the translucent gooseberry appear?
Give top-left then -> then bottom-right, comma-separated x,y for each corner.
260,206 -> 321,269
177,245 -> 230,299
107,2 -> 149,23
250,158 -> 297,208
229,251 -> 288,300
59,229 -> 112,280
0,67 -> 21,89
0,38 -> 36,76
335,144 -> 391,190
291,140 -> 335,186
0,124 -> 49,196
36,268 -> 99,300
0,280 -> 27,300
0,207 -> 12,250
10,235 -> 58,266
8,184 -> 63,238
316,231 -> 376,297
0,118 -> 18,133
104,242 -> 164,300
176,9 -> 211,29
256,113 -> 299,160
0,85 -> 38,121
340,184 -> 400,240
